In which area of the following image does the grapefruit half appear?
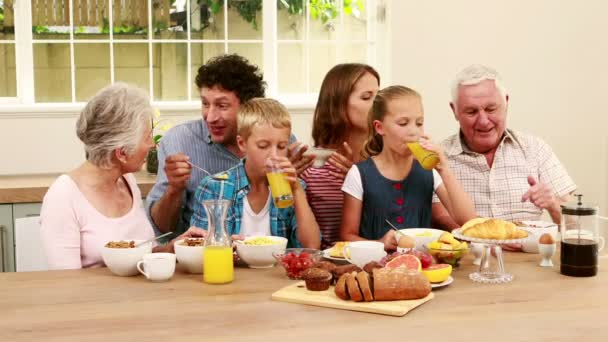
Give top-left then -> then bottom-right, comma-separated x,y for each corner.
385,254 -> 421,271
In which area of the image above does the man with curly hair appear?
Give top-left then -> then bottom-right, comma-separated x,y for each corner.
146,54 -> 313,235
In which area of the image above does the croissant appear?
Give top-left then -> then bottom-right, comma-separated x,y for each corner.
462,218 -> 528,240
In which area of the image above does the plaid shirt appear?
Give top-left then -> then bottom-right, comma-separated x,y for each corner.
433,129 -> 576,221
190,160 -> 303,248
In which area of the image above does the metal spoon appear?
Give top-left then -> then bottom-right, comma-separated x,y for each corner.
385,219 -> 407,238
135,231 -> 173,247
187,160 -> 211,176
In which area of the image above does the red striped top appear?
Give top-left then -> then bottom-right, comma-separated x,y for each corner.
301,163 -> 345,250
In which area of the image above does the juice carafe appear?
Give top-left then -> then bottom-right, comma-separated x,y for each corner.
202,199 -> 234,284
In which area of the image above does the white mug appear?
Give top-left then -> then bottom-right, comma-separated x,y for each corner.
521,224 -> 558,253
344,241 -> 387,268
137,253 -> 176,282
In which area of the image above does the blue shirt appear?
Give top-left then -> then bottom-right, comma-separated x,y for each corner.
190,160 -> 304,248
146,119 -> 297,235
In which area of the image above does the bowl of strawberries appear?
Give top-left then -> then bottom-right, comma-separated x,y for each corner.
273,248 -> 323,279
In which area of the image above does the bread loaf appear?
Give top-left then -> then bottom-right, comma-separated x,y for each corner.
345,272 -> 364,302
334,273 -> 350,300
372,268 -> 431,301
355,271 -> 374,302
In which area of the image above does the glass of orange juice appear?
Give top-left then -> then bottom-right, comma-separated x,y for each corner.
266,162 -> 294,208
407,141 -> 440,170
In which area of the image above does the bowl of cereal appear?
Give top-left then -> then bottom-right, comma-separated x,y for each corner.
101,240 -> 153,276
174,238 -> 205,274
235,236 -> 288,269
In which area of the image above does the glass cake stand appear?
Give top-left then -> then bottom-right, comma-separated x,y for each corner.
452,228 -> 531,284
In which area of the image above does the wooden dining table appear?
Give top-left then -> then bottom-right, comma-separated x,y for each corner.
1,252 -> 606,341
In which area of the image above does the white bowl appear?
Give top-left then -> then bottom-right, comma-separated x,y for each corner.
101,240 -> 153,276
174,239 -> 205,274
519,221 -> 558,253
397,228 -> 445,251
235,236 -> 288,268
304,147 -> 336,168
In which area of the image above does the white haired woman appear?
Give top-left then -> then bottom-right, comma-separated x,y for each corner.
40,83 -> 204,270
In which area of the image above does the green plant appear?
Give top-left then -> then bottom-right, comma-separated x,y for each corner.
33,25 -> 50,34
152,109 -> 172,145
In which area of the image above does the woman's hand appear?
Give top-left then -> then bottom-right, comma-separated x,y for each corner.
327,142 -> 355,180
288,142 -> 315,175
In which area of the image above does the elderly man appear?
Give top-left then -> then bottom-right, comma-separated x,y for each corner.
146,54 -> 313,235
433,64 -> 576,230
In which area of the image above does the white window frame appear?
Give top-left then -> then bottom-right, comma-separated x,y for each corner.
2,0 -> 390,112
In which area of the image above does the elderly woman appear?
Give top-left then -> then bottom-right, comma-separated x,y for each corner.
40,83 -> 203,270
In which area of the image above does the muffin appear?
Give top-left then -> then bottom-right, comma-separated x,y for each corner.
301,268 -> 333,291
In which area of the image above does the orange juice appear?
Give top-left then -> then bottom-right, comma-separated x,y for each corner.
407,142 -> 439,170
266,172 -> 294,208
203,246 -> 234,284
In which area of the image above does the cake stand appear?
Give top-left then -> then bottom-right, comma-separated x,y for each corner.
452,228 -> 531,284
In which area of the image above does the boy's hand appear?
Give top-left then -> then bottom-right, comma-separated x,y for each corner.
268,156 -> 301,191
419,135 -> 449,172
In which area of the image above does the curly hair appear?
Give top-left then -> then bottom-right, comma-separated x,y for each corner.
195,54 -> 266,102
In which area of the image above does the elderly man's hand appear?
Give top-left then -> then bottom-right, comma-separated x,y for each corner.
165,153 -> 192,193
288,142 -> 315,175
521,176 -> 558,211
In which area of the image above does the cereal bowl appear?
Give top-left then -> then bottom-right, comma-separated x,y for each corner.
397,228 -> 445,251
102,239 -> 153,276
235,236 -> 288,268
273,248 -> 323,279
303,147 -> 336,168
174,238 -> 205,274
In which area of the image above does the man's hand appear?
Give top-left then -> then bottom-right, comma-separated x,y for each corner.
521,176 -> 558,210
288,142 -> 315,175
165,153 -> 192,193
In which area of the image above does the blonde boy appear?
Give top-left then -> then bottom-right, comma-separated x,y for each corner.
190,98 -> 320,248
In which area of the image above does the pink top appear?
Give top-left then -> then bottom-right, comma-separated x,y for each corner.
301,163 -> 344,250
40,174 -> 155,270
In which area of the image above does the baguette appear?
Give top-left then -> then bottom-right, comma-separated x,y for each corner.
345,272 -> 364,302
355,271 -> 374,302
372,268 -> 431,301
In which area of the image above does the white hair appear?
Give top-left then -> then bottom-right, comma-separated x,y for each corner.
76,82 -> 153,169
451,64 -> 508,104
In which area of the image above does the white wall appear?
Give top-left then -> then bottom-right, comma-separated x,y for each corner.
390,0 -> 608,218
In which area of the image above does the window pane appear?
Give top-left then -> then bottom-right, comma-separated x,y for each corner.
341,0 -> 367,39
190,42 -> 225,99
73,0 -> 108,40
111,0 -> 150,40
153,43 -> 188,101
190,0 -> 226,40
278,43 -> 305,93
227,43 -> 262,73
308,0 -> 339,41
227,0 -> 263,40
154,0 -> 184,40
34,43 -> 72,102
277,0 -> 305,40
336,43 -> 368,64
31,0 -> 69,40
308,44 -> 335,93
1,0 -> 15,36
75,43 -> 111,101
0,43 -> 16,97
114,43 -> 150,91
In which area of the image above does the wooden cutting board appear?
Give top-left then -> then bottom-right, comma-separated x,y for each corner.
271,281 -> 434,316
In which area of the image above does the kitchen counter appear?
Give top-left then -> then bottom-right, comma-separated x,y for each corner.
0,171 -> 157,204
1,253 -> 606,341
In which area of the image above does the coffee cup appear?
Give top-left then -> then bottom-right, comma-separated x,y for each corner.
344,241 -> 387,268
521,223 -> 558,253
136,253 -> 176,282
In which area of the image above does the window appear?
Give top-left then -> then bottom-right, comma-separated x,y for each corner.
6,0 -> 387,104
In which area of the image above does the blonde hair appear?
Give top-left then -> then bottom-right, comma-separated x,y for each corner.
451,64 -> 507,104
237,98 -> 292,140
76,82 -> 153,169
363,86 -> 422,158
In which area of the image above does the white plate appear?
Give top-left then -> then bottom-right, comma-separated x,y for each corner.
431,276 -> 454,289
452,227 -> 532,244
322,248 -> 350,264
516,220 -> 557,229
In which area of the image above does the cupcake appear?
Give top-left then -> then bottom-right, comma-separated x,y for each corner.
301,268 -> 332,291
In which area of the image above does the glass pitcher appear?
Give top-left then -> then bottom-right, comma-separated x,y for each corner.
202,199 -> 234,284
560,194 -> 605,277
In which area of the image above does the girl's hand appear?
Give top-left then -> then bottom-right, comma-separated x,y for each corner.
419,135 -> 449,172
379,230 -> 398,251
268,156 -> 301,191
327,142 -> 355,181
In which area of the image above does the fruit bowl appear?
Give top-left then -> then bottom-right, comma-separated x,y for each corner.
424,244 -> 469,267
273,248 -> 323,279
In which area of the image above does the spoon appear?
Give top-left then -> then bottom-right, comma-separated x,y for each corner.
187,161 -> 211,176
135,232 -> 173,247
385,219 -> 407,238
